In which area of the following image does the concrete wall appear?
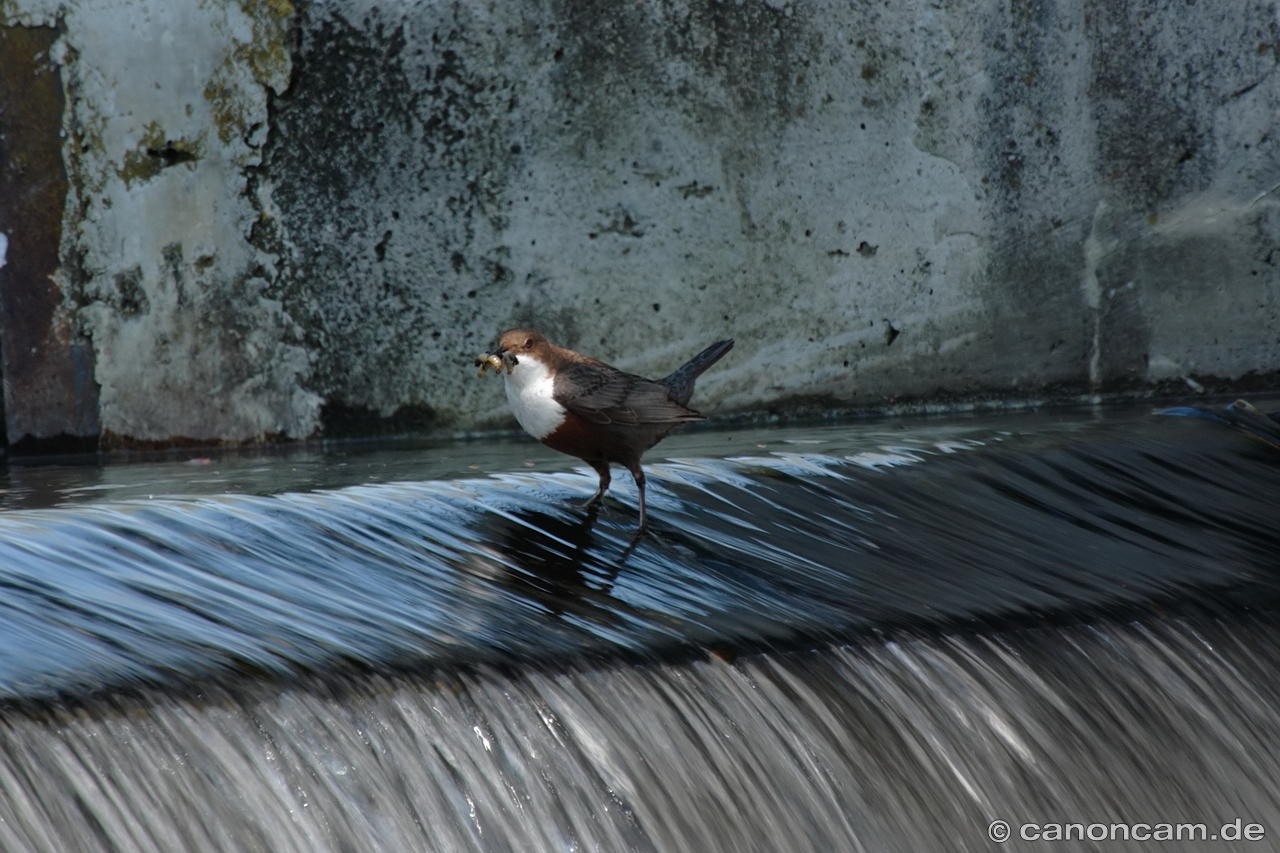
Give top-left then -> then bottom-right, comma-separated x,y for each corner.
1,0 -> 315,446
2,0 -> 1279,446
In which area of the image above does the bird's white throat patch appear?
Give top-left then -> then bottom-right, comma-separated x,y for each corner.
503,354 -> 566,440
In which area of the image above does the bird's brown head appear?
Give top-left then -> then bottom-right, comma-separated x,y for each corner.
493,328 -> 551,358
474,327 -> 553,376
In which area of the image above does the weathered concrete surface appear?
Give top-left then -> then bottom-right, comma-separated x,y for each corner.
5,0 -> 1280,444
0,24 -> 98,450
264,0 -> 1280,432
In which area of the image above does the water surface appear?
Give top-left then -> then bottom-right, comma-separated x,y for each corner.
0,400 -> 1277,851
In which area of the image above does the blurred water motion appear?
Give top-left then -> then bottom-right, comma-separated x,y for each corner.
0,402 -> 1277,851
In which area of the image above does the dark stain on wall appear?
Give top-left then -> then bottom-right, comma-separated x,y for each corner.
262,3 -> 520,428
0,24 -> 100,453
971,0 -> 1280,394
1085,0 -> 1278,208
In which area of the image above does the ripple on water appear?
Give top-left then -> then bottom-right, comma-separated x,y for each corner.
0,408 -> 1276,698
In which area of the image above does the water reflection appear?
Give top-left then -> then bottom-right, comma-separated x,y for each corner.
468,504 -> 625,625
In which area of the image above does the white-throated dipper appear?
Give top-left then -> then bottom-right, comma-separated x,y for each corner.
475,328 -> 734,529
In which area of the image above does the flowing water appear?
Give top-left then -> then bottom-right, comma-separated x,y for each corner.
0,401 -> 1278,852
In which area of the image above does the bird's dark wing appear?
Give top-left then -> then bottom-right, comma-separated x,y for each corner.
554,363 -> 703,425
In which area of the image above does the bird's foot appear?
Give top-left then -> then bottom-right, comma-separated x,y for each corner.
582,498 -> 603,522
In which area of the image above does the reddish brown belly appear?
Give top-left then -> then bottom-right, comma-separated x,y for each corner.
540,412 -> 617,463
540,411 -> 672,466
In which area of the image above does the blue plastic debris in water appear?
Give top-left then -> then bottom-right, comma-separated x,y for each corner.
1157,399 -> 1280,449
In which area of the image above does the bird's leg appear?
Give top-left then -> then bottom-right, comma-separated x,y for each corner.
629,464 -> 648,531
585,460 -> 611,509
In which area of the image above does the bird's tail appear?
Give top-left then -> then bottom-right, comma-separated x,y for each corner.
662,339 -> 734,406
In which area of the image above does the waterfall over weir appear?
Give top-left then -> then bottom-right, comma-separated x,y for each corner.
0,404 -> 1278,852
